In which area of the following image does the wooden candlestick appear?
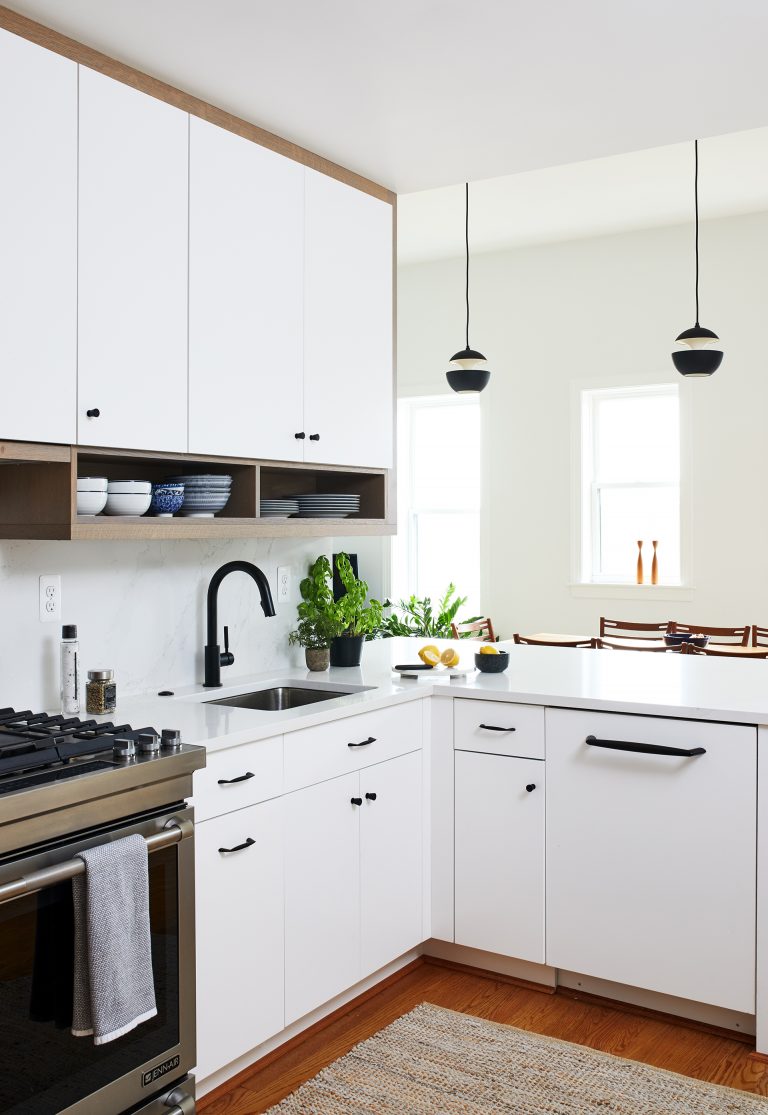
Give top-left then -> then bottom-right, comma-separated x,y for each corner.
651,540 -> 658,586
636,540 -> 644,585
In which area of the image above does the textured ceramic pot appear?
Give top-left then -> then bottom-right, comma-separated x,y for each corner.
305,647 -> 330,672
150,483 -> 185,517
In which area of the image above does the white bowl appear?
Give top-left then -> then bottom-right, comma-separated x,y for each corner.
107,480 -> 152,495
77,490 -> 108,515
103,492 -> 152,516
77,476 -> 108,492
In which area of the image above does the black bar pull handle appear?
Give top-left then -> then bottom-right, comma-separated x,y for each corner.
585,734 -> 706,758
218,837 -> 255,854
350,797 -> 363,806
348,736 -> 376,748
218,771 -> 255,785
479,724 -> 516,733
365,792 -> 377,801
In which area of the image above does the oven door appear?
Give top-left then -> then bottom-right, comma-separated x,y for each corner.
0,804 -> 195,1115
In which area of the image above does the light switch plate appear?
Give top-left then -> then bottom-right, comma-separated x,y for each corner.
277,566 -> 291,605
39,574 -> 61,623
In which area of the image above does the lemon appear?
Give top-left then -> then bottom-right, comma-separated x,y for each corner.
418,644 -> 440,666
479,645 -> 499,655
441,648 -> 460,667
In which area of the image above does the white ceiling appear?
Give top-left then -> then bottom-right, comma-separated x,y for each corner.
398,127 -> 768,262
8,0 -> 768,194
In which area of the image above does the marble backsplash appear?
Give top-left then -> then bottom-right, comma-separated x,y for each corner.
2,536 -> 333,710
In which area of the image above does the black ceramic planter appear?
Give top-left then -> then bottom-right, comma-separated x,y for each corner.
330,634 -> 365,667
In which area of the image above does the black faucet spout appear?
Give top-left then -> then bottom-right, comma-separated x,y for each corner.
203,561 -> 276,688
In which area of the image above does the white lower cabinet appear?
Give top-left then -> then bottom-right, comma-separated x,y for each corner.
284,751 -> 423,1025
195,798 -> 284,1081
454,750 -> 544,962
284,772 -> 361,1025
546,708 -> 756,1013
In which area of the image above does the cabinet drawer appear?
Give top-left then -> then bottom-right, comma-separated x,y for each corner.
454,699 -> 544,758
284,701 -> 422,793
194,735 -> 283,822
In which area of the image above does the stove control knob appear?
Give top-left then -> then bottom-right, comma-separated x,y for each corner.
138,732 -> 161,755
113,737 -> 136,762
161,728 -> 182,750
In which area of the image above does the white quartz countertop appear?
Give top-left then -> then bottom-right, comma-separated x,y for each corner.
110,637 -> 768,753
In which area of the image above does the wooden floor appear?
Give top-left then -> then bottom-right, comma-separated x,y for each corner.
199,958 -> 768,1113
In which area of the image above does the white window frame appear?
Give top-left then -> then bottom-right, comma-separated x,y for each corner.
391,393 -> 481,608
572,378 -> 692,595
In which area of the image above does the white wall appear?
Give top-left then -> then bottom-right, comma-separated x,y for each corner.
1,534 -> 383,710
398,211 -> 768,638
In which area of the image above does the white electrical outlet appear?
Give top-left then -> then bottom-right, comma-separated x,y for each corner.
39,574 -> 62,623
277,566 -> 291,605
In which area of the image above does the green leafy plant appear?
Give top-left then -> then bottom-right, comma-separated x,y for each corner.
378,584 -> 482,638
333,552 -> 384,637
288,555 -> 346,649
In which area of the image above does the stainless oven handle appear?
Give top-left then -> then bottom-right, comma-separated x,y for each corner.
0,818 -> 192,906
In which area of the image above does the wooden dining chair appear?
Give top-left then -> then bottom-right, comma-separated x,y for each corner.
599,618 -> 672,640
669,622 -> 750,646
753,625 -> 768,647
682,643 -> 768,659
594,638 -> 672,652
514,634 -> 596,648
451,618 -> 496,642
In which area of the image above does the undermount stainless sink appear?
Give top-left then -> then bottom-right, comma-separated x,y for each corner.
205,685 -> 360,711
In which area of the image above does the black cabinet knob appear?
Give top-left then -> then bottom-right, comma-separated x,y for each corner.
294,431 -> 306,439
86,408 -> 100,418
526,783 -> 536,793
365,792 -> 377,801
309,433 -> 320,441
350,797 -> 363,807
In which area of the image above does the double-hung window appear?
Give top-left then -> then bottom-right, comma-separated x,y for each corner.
580,384 -> 681,585
391,395 -> 481,613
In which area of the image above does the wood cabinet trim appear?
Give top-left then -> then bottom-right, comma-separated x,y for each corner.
0,5 -> 395,204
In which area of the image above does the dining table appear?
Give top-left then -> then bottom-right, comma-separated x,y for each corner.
523,633 -> 768,656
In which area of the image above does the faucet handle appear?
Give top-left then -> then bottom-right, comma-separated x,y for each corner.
220,624 -> 235,668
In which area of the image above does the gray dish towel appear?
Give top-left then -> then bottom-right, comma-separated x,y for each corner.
71,833 -> 157,1045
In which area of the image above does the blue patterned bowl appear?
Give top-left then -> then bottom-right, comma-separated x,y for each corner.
150,483 -> 185,517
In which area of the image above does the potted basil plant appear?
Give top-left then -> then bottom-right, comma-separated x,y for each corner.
330,552 -> 384,667
288,556 -> 345,671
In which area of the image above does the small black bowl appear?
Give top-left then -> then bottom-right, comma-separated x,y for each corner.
664,633 -> 709,648
475,650 -> 509,673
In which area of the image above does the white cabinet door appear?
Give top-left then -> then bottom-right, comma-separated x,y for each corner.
284,772 -> 360,1024
78,68 -> 188,452
189,118 -> 304,461
454,751 -> 545,963
195,798 -> 284,1081
0,30 -> 77,444
303,170 -> 393,468
546,709 -> 756,1013
360,751 -> 423,975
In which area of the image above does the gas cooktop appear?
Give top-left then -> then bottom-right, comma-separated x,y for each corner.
0,708 -> 205,854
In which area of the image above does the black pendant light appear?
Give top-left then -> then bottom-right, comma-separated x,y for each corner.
446,182 -> 491,393
672,140 -> 723,378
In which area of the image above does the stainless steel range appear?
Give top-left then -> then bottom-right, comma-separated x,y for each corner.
0,707 -> 205,1115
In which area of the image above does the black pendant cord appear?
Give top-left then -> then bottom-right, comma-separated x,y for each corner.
694,139 -> 700,327
465,181 -> 470,350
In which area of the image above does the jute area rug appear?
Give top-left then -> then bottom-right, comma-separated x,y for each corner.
267,1002 -> 767,1113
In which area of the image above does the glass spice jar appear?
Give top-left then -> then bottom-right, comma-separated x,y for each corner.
86,668 -> 117,715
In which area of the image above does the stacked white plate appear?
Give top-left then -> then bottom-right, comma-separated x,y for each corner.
295,493 -> 361,518
260,499 -> 299,519
166,474 -> 232,518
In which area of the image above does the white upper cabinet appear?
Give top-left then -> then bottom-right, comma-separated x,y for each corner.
77,68 -> 188,452
0,30 -> 77,445
189,119 -> 304,461
304,170 -> 393,469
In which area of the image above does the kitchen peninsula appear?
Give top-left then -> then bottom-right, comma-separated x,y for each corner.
111,638 -> 768,1095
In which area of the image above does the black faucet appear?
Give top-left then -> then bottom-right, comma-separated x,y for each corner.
203,561 -> 276,688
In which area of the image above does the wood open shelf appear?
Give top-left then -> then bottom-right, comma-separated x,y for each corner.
0,442 -> 395,540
